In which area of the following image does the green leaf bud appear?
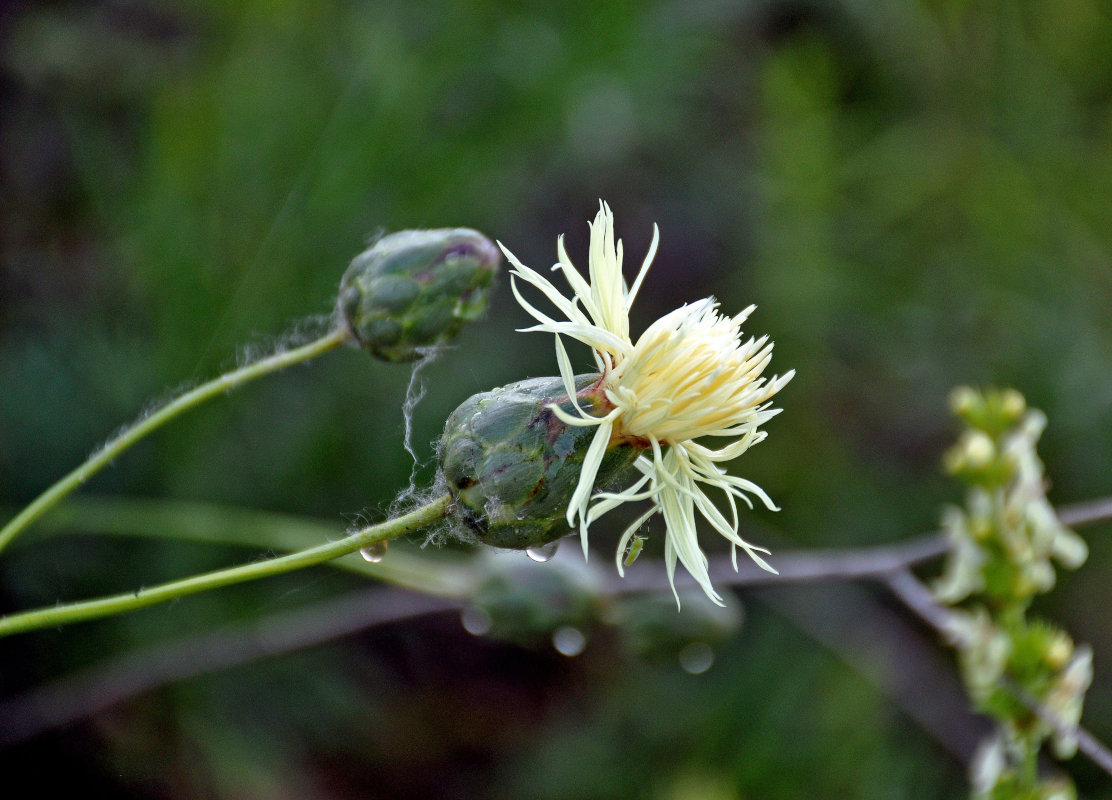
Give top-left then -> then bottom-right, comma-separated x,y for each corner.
338,228 -> 500,361
439,375 -> 642,550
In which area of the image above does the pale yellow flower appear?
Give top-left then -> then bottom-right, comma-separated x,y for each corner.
498,202 -> 794,604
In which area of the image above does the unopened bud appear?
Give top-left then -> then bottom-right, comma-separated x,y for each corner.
949,386 -> 980,419
338,228 -> 500,361
615,588 -> 742,662
963,431 -> 996,469
1045,631 -> 1074,671
439,375 -> 641,550
945,430 -> 997,476
999,388 -> 1026,422
950,386 -> 1031,437
465,551 -> 600,646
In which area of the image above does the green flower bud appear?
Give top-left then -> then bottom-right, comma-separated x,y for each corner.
464,552 -> 601,646
439,375 -> 641,550
1045,630 -> 1075,671
338,228 -> 500,361
613,588 -> 742,663
949,386 -> 1029,438
949,386 -> 980,419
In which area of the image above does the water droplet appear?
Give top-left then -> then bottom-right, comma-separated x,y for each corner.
360,542 -> 388,563
552,626 -> 586,657
460,606 -> 492,636
678,641 -> 715,675
525,540 -> 559,563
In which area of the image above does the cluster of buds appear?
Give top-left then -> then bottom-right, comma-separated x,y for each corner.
934,388 -> 1092,799
459,549 -> 742,669
341,204 -> 792,616
937,388 -> 1087,606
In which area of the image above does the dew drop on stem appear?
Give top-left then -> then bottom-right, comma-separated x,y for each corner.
360,542 -> 388,563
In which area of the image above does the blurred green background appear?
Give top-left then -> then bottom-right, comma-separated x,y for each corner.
2,0 -> 1111,797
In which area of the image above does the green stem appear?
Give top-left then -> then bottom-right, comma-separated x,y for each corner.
0,327 -> 351,556
0,494 -> 452,638
31,495 -> 478,597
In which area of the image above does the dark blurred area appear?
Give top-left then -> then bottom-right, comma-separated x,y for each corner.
2,1 -> 1111,797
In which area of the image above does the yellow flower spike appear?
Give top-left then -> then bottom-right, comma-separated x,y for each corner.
499,202 -> 794,605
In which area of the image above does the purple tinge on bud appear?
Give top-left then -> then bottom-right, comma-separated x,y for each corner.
338,228 -> 500,362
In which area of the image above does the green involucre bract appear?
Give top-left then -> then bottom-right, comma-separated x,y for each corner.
439,375 -> 640,550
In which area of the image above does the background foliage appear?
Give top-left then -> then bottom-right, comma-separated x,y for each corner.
2,0 -> 1110,797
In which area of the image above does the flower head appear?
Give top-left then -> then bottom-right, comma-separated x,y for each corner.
498,202 -> 794,604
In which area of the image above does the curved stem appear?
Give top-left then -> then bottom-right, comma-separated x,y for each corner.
32,495 -> 478,597
0,327 -> 350,556
0,495 -> 452,639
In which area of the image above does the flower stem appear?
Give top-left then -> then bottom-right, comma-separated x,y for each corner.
0,494 -> 452,638
0,327 -> 351,556
32,495 -> 478,597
